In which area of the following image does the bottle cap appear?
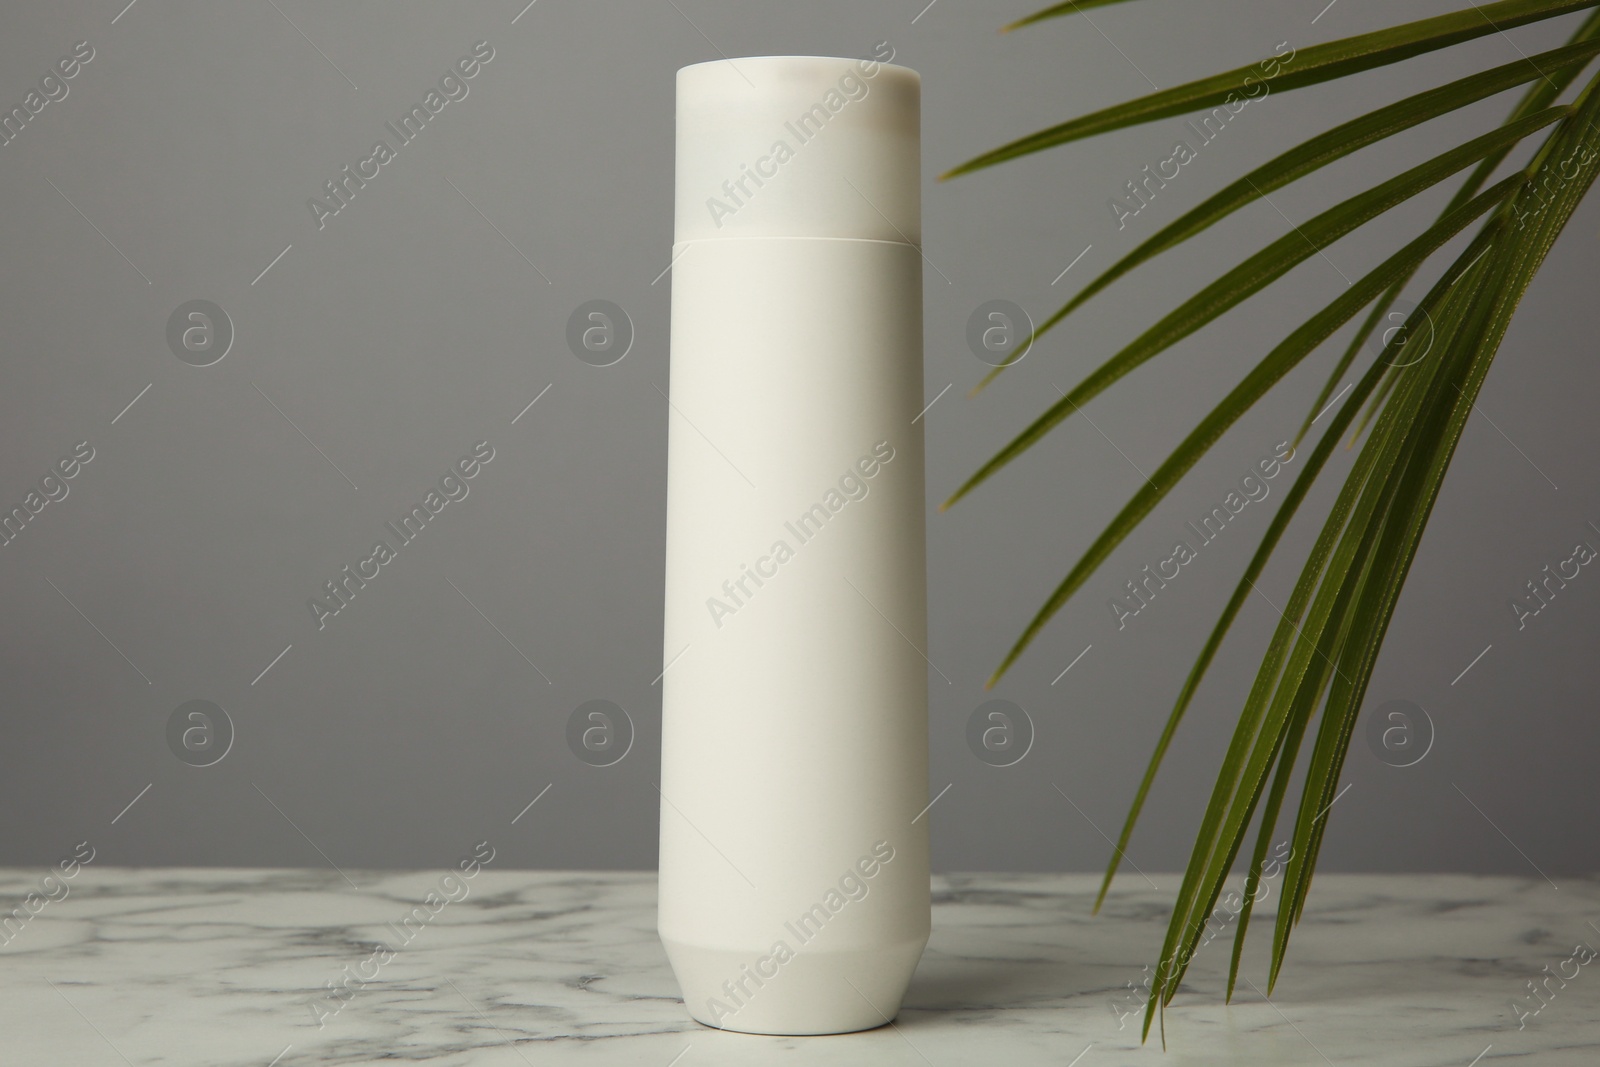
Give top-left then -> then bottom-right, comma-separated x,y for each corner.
674,53 -> 920,245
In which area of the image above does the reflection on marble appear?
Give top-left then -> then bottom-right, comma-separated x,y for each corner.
4,867 -> 1598,1065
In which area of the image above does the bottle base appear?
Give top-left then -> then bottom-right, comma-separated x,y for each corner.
661,935 -> 928,1035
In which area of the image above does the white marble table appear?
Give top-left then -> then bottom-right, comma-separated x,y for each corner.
5,868 -> 1597,1065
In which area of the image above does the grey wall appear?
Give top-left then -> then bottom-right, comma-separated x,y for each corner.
3,0 -> 1597,881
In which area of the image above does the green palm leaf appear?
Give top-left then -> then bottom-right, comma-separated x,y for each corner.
1268,89 -> 1600,993
969,36 -> 1600,395
946,2 -> 1600,1041
944,0 -> 1599,177
1088,179 -> 1518,915
1300,7 -> 1600,446
1143,219 -> 1510,1041
942,108 -> 1562,516
975,176 -> 1520,690
1002,0 -> 1145,33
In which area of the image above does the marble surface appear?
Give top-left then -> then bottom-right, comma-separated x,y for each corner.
4,867 -> 1598,1066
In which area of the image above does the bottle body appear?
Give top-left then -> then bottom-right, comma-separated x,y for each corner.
661,53 -> 927,1035
658,232 -> 929,1034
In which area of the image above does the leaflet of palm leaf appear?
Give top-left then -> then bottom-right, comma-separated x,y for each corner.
940,0 -> 1600,1042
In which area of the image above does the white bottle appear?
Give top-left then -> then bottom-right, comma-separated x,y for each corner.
658,53 -> 929,1035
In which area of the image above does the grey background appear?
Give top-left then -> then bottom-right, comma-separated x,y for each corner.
2,0 -> 1596,880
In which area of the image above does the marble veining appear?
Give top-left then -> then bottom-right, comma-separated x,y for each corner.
4,868 -> 1598,1065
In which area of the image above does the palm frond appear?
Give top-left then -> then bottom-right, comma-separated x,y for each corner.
1088,178 -> 1519,912
942,109 -> 1562,515
944,0 -> 1599,177
947,1 -> 1600,1041
970,37 -> 1600,394
1003,0 -> 1145,34
1266,81 -> 1600,995
1299,6 -> 1600,446
1141,220 -> 1510,1040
